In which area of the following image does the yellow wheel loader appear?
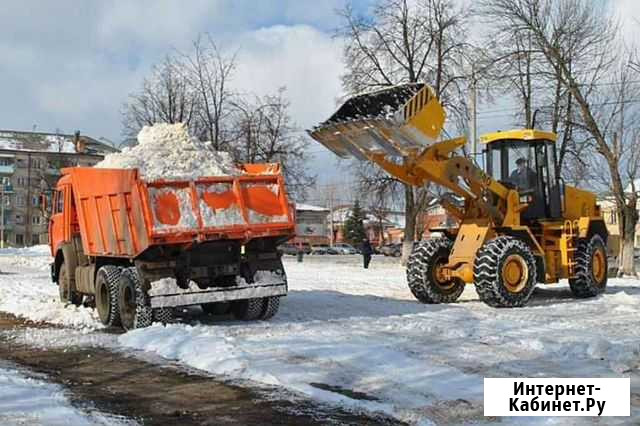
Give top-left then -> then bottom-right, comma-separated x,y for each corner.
309,83 -> 607,307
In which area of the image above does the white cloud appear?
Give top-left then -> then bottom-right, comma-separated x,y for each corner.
231,25 -> 345,128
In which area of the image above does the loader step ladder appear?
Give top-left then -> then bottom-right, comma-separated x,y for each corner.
563,220 -> 578,277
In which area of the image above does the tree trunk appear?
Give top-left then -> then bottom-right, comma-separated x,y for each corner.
619,203 -> 638,276
402,183 -> 416,265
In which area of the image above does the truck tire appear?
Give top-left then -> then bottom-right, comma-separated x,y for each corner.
406,238 -> 465,304
569,234 -> 608,298
231,298 -> 264,321
201,302 -> 231,315
474,236 -> 537,307
95,265 -> 122,327
153,307 -> 173,324
260,297 -> 280,320
58,261 -> 83,306
118,267 -> 153,330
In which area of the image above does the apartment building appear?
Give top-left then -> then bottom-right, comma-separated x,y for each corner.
0,129 -> 117,246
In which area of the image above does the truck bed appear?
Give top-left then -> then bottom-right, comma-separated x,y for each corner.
61,164 -> 295,258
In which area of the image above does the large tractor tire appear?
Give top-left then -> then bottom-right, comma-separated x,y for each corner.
569,234 -> 607,298
58,260 -> 83,306
474,236 -> 537,307
260,297 -> 280,320
406,238 -> 465,304
95,265 -> 122,327
118,267 -> 153,331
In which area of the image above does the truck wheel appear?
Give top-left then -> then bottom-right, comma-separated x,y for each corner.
231,298 -> 264,321
153,308 -> 173,324
95,265 -> 122,327
260,297 -> 280,320
406,238 -> 465,304
58,261 -> 82,306
474,236 -> 537,307
569,234 -> 608,298
201,302 -> 231,315
118,267 -> 153,330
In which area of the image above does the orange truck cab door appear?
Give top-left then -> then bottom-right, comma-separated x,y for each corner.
49,186 -> 68,256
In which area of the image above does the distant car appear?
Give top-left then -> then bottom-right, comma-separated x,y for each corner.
277,242 -> 311,255
311,244 -> 333,255
381,243 -> 402,257
332,243 -> 358,255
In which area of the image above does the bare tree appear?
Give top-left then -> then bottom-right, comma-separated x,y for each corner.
185,35 -> 237,150
481,0 -> 640,275
338,0 -> 470,262
231,88 -> 316,200
122,54 -> 197,139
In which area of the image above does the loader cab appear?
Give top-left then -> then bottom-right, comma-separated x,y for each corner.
482,129 -> 563,220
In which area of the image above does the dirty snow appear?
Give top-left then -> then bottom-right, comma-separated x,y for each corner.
148,186 -> 199,232
1,247 -> 640,424
0,362 -> 133,425
119,257 -> 640,424
95,123 -> 241,180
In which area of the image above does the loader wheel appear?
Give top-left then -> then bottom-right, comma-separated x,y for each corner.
95,265 -> 122,327
58,261 -> 82,306
569,234 -> 607,298
118,267 -> 153,331
474,236 -> 537,307
406,238 -> 464,304
231,298 -> 265,321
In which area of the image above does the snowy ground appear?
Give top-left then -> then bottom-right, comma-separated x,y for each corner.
0,247 -> 639,424
0,361 -> 133,426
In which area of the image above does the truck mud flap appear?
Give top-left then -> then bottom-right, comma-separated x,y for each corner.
149,283 -> 287,308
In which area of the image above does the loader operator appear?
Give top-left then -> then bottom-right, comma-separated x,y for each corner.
509,157 -> 537,192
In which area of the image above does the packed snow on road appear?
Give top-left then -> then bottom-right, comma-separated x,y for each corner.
0,247 -> 639,424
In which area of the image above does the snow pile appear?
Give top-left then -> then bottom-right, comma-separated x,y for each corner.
0,364 -> 132,425
95,123 -> 242,180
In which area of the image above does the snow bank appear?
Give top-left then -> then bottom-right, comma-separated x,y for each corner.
0,363 -> 132,425
95,123 -> 242,180
0,248 -> 103,331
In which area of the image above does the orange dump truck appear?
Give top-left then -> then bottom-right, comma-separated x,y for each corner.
48,164 -> 295,330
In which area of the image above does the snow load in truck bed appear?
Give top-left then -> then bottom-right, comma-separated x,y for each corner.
95,123 -> 245,180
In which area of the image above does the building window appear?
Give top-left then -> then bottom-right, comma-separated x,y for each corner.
0,158 -> 12,166
16,196 -> 25,207
32,234 -> 40,246
14,214 -> 23,224
32,196 -> 39,207
32,216 -> 40,225
15,234 -> 23,246
16,177 -> 26,187
16,159 -> 26,168
608,210 -> 617,225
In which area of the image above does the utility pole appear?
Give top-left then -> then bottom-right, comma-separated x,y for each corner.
470,66 -> 478,160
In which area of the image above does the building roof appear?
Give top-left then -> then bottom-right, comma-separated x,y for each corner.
0,129 -> 118,155
295,203 -> 330,212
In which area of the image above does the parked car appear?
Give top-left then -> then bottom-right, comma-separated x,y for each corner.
311,244 -> 339,255
277,242 -> 311,255
381,243 -> 402,257
332,243 -> 358,255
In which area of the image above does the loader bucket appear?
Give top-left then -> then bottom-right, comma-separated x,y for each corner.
308,83 -> 445,159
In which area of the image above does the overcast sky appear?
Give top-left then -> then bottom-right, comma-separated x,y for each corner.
2,0 -> 639,194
